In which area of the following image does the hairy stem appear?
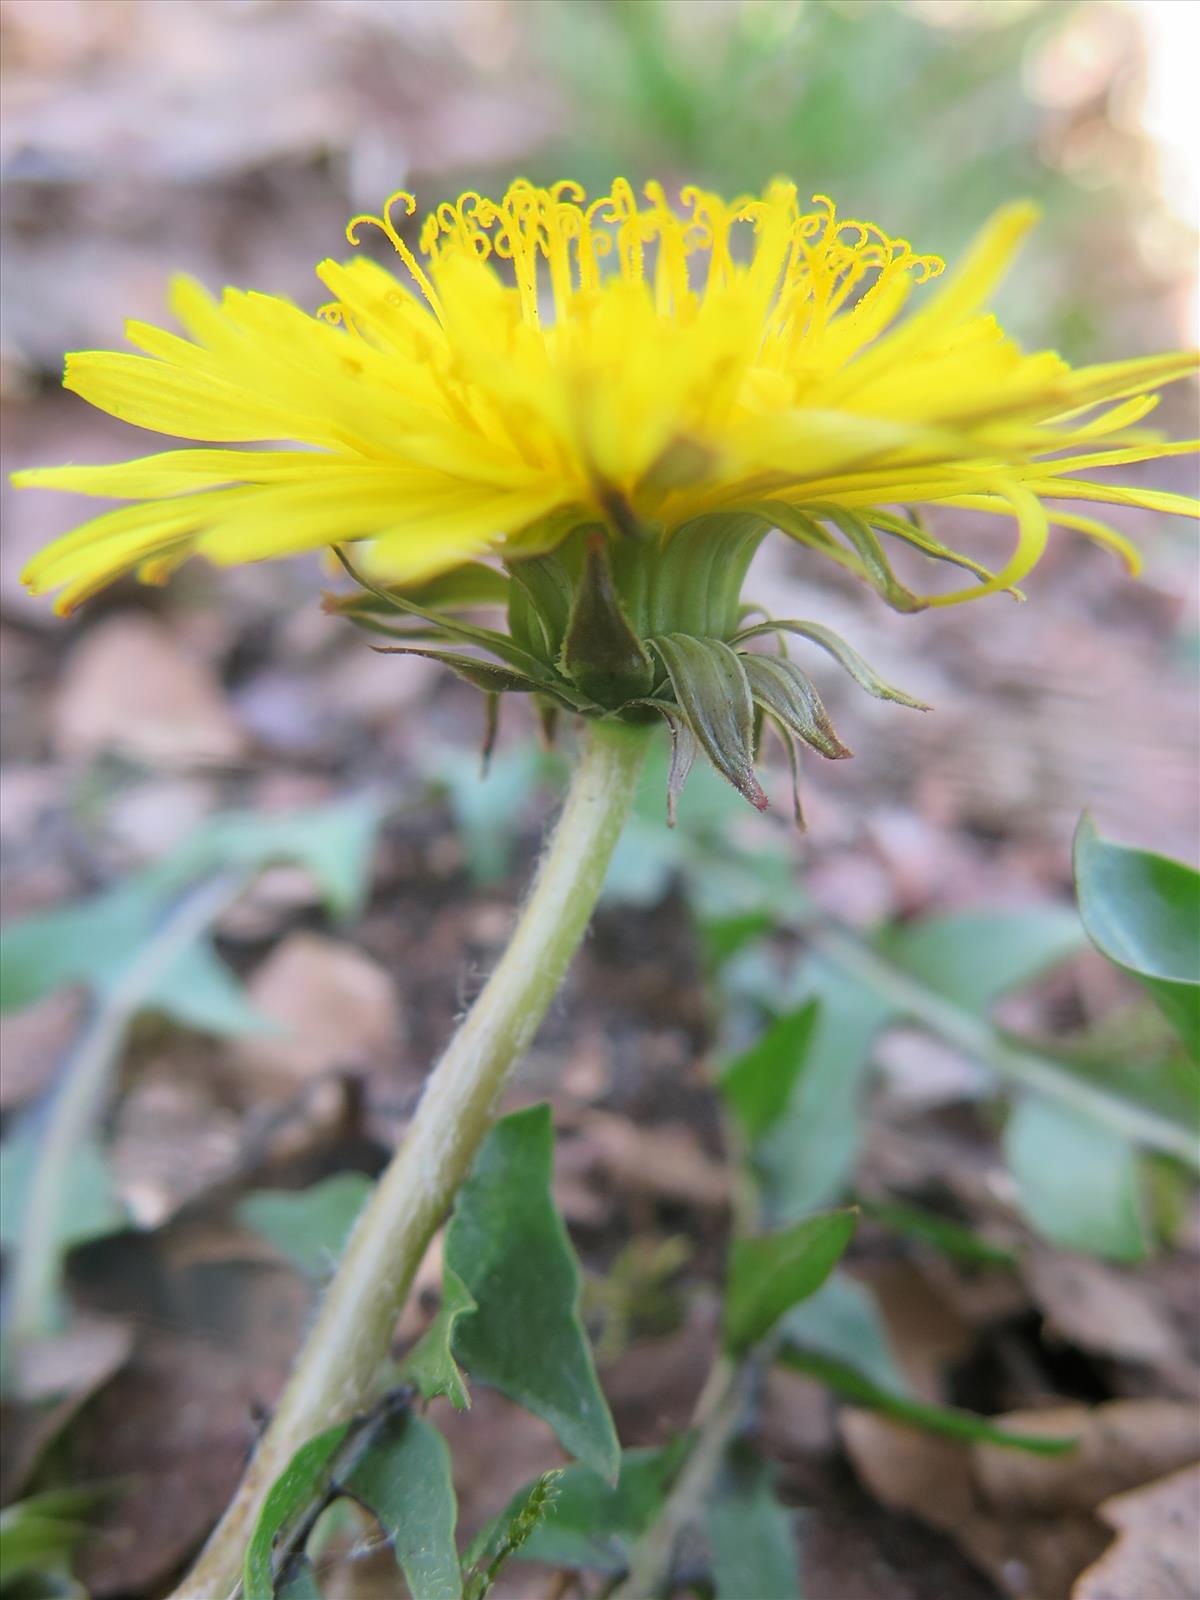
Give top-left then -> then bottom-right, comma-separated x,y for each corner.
178,720 -> 649,1599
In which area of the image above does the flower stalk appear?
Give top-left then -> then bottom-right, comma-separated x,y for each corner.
177,719 -> 650,1599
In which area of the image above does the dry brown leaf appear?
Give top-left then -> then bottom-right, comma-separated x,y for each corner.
436,1385 -> 566,1536
1072,1463 -> 1200,1600
762,1365 -> 840,1457
73,1295 -> 307,1595
110,1069 -> 243,1227
1023,1247 -> 1194,1376
396,1228 -> 445,1345
317,1538 -> 404,1600
320,643 -> 440,726
7,1313 -> 135,1407
602,1301 -> 719,1447
50,612 -> 246,767
0,762 -> 60,845
841,1410 -> 1106,1599
863,1258 -> 975,1402
972,1401 -> 1200,1518
0,1315 -> 136,1500
842,1409 -> 978,1534
230,931 -> 401,1100
577,1109 -> 730,1210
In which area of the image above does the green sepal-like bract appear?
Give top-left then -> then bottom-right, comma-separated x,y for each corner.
741,655 -> 852,761
331,514 -> 929,824
559,538 -> 656,707
651,635 -> 767,811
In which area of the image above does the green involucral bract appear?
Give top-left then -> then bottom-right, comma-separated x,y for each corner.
331,511 -> 929,824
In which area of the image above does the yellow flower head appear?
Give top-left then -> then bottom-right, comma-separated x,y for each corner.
16,176 -> 1197,616
13,178 -> 1198,816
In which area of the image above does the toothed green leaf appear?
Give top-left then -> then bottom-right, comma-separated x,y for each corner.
244,1422 -> 351,1600
401,1266 -> 477,1411
446,1106 -> 619,1481
276,1557 -> 323,1599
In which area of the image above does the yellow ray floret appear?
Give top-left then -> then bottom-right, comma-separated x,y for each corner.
13,178 -> 1198,615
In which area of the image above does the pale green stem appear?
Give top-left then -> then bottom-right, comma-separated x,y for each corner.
816,926 -> 1200,1168
612,1355 -> 745,1600
178,720 -> 650,1600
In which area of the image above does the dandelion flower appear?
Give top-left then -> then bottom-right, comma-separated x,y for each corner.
15,179 -> 1198,812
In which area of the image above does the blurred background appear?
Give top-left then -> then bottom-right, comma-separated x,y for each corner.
0,3 -> 1197,1597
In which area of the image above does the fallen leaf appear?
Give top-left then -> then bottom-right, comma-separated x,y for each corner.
73,1316 -> 302,1595
110,1067 -> 243,1227
50,612 -> 247,767
761,1365 -> 840,1457
0,1315 -> 136,1501
230,932 -> 401,1100
435,1384 -> 566,1539
320,642 -> 440,725
841,1410 -> 1108,1599
0,762 -> 60,846
862,1259 -> 975,1403
59,1224 -> 315,1597
577,1110 -> 730,1210
875,1027 -> 991,1108
1023,1246 -> 1194,1375
971,1400 -> 1200,1516
7,1313 -> 135,1406
841,1407 -> 984,1538
1073,1463 -> 1200,1600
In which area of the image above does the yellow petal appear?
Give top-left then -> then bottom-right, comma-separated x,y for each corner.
64,351 -> 316,442
1021,439 -> 1198,476
366,483 -> 568,583
196,476 -> 441,563
923,483 -> 1048,607
919,203 -> 1042,329
1047,510 -> 1143,575
1020,477 -> 1200,517
21,493 -> 242,609
12,449 -> 349,498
